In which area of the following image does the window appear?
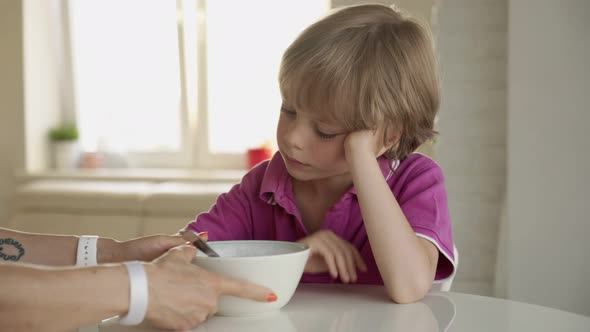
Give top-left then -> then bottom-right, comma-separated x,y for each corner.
64,0 -> 329,169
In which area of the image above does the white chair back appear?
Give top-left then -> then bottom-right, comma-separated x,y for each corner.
431,245 -> 459,292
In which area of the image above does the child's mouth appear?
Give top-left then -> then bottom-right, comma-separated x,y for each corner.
284,155 -> 309,168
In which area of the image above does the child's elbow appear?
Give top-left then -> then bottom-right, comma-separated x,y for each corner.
386,280 -> 431,304
388,291 -> 425,304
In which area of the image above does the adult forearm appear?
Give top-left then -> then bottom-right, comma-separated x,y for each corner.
350,155 -> 435,303
0,228 -> 78,265
0,263 -> 129,332
0,227 -> 124,266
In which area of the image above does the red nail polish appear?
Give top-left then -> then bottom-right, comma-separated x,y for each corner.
267,293 -> 278,302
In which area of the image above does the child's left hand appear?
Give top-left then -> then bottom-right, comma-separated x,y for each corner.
344,128 -> 389,164
297,230 -> 367,283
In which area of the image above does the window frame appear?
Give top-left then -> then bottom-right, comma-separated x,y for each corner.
62,0 -> 246,170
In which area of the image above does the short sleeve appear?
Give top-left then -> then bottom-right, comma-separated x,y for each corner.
396,158 -> 456,280
184,172 -> 260,241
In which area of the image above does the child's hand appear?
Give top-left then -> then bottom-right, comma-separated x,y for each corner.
297,230 -> 367,283
343,128 -> 389,164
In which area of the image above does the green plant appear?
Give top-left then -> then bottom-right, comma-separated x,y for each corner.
49,124 -> 79,141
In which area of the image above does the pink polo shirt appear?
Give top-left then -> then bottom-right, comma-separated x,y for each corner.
185,152 -> 455,285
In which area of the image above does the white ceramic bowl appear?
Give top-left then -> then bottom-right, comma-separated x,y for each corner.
192,240 -> 310,317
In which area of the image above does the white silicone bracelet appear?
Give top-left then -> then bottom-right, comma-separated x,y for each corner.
118,261 -> 149,326
76,235 -> 98,267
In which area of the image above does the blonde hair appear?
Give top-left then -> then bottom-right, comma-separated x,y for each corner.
279,4 -> 439,161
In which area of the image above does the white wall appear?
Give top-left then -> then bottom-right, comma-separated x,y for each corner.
504,0 -> 590,316
436,0 -> 507,295
0,0 -> 26,227
0,0 -> 63,227
22,0 -> 63,171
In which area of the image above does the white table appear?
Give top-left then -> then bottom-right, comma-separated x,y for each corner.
95,284 -> 590,332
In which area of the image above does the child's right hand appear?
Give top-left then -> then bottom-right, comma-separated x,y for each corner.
297,230 -> 368,283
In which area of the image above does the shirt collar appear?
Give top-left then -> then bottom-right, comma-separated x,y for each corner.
259,152 -> 290,204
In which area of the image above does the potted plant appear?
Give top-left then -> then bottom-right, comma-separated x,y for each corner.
49,124 -> 80,169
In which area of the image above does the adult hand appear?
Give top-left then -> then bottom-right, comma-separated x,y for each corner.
144,245 -> 276,331
298,230 -> 367,283
99,232 -> 208,263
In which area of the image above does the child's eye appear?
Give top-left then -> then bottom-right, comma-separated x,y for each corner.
315,128 -> 337,140
280,107 -> 296,118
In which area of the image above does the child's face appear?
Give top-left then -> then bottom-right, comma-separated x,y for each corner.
276,103 -> 351,181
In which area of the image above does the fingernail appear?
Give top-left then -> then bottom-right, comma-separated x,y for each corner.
267,293 -> 278,302
198,231 -> 209,238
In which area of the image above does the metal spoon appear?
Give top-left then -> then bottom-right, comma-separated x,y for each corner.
179,229 -> 220,257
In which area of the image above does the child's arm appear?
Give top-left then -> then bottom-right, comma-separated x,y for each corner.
182,166 -> 268,240
345,132 -> 439,304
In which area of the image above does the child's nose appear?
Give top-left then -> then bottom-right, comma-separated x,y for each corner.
285,122 -> 306,150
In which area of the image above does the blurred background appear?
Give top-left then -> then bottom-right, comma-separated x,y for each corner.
0,0 -> 588,317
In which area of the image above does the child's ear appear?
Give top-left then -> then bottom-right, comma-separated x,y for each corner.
384,127 -> 401,150
376,127 -> 401,158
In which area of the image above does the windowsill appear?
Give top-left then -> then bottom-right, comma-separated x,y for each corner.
15,168 -> 246,183
12,168 -> 243,216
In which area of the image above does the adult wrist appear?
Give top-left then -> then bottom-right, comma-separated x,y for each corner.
118,261 -> 149,325
76,235 -> 99,267
97,237 -> 121,264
